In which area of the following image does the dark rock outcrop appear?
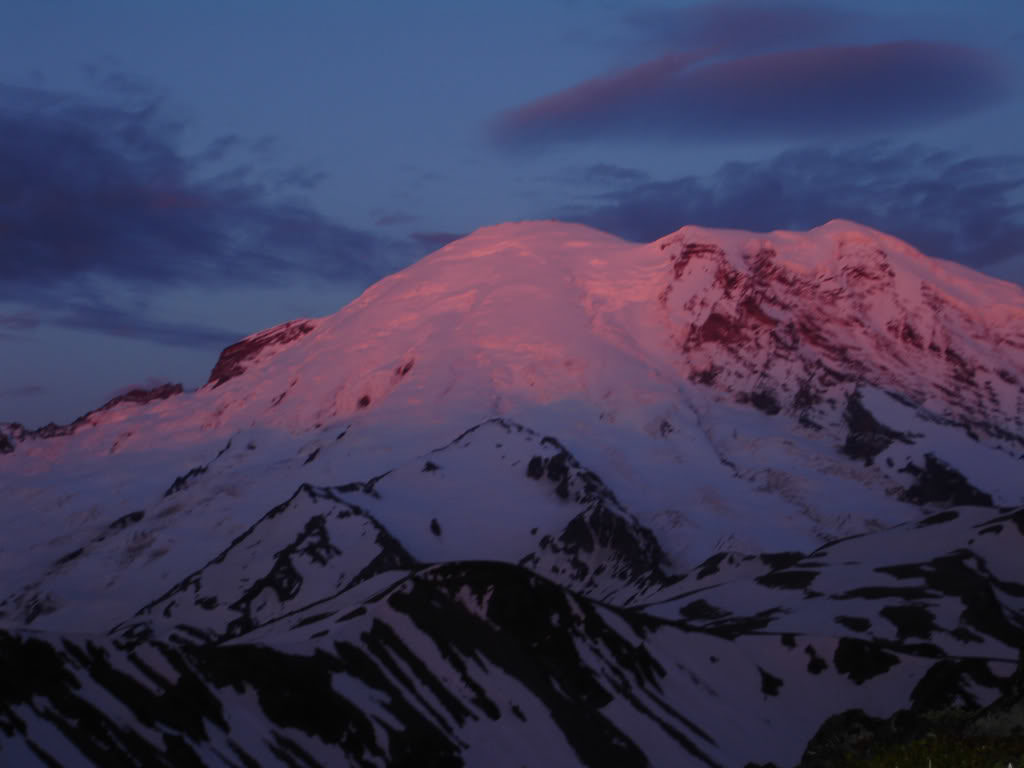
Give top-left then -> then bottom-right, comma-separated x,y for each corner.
207,319 -> 315,388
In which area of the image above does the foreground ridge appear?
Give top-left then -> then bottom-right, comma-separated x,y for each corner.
2,506 -> 1022,766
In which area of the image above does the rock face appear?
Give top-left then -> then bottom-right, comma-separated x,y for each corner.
660,231 -> 1024,450
1,220 -> 1023,767
206,319 -> 317,388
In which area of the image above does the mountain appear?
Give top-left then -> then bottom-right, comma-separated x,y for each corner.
1,220 -> 1023,767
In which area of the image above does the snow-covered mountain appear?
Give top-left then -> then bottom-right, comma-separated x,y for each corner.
1,220 -> 1022,767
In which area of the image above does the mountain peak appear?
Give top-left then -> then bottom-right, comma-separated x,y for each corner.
3,220 -> 1024,767
6,220 -> 1022,458
3,219 -> 1022,524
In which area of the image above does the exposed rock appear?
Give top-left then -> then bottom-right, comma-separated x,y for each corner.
899,453 -> 994,508
839,390 -> 911,465
96,382 -> 184,412
207,319 -> 315,388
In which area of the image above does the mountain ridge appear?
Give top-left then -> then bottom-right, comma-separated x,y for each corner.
4,218 -> 1023,445
2,219 -> 1023,766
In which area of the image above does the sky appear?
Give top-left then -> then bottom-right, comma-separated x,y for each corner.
1,0 -> 1022,428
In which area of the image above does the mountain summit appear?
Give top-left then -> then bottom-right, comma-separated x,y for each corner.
2,221 -> 1023,767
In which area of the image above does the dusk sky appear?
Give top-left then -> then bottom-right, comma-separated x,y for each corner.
1,0 -> 1022,428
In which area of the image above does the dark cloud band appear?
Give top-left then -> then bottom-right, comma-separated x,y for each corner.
556,144 -> 1024,271
0,82 -> 432,350
492,42 -> 1007,148
54,303 -> 241,349
0,83 -> 407,299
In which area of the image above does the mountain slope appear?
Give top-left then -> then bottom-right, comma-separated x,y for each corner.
2,219 -> 1023,766
3,507 -> 1021,767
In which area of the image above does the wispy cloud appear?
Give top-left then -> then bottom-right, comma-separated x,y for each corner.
563,162 -> 652,186
491,41 -> 1007,148
556,144 -> 1024,269
0,82 -> 410,301
0,311 -> 41,330
0,384 -> 45,398
55,302 -> 242,349
374,211 -> 420,228
0,80 -> 423,348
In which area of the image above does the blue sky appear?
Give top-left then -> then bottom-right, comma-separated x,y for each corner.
1,0 -> 1022,427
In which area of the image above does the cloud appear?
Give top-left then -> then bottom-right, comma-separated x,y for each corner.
556,144 -> 1024,270
374,211 -> 419,228
0,81 -> 430,353
0,312 -> 41,330
0,82 -> 409,302
0,384 -> 45,398
55,302 -> 242,349
567,162 -> 652,186
491,42 -> 1007,148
